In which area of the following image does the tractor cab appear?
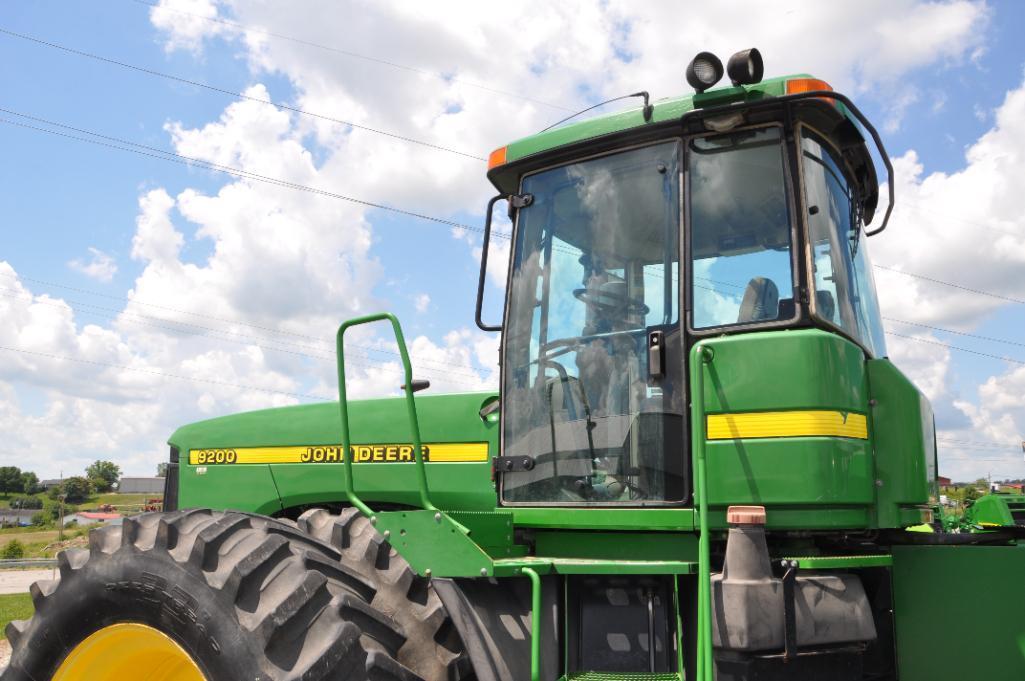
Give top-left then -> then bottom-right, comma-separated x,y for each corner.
484,55 -> 893,512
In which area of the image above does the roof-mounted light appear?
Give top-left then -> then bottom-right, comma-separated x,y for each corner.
727,48 -> 763,86
686,52 -> 724,93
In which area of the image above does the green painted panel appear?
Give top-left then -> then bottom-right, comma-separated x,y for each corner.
892,544 -> 1025,680
511,508 -> 694,531
178,463 -> 282,515
699,330 -> 868,413
867,359 -> 932,527
373,509 -> 494,577
490,557 -> 695,577
265,461 -> 496,512
703,506 -> 871,530
966,494 -> 1025,527
704,437 -> 873,507
533,531 -> 697,562
171,391 -> 501,513
694,330 -> 874,528
783,554 -> 892,569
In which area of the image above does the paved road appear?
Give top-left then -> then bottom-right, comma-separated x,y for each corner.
0,569 -> 54,595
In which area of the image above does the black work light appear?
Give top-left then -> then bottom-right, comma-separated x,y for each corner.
686,52 -> 724,93
727,48 -> 764,86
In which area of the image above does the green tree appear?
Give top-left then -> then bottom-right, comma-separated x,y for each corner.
156,462 -> 168,477
10,496 -> 42,510
45,500 -> 78,522
30,512 -> 47,527
49,476 -> 92,504
86,460 -> 121,493
20,471 -> 39,495
1,540 -> 25,559
0,466 -> 23,496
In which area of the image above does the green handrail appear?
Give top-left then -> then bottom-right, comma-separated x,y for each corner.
336,312 -> 437,515
521,566 -> 541,681
692,343 -> 714,681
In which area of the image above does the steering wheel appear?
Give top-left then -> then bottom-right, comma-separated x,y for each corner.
573,287 -> 650,316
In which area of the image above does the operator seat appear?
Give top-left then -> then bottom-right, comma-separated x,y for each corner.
737,276 -> 779,323
575,278 -> 645,417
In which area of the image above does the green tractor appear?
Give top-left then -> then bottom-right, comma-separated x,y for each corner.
7,49 -> 1025,681
964,492 -> 1025,531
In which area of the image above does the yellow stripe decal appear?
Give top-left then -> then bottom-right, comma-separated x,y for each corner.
706,410 -> 868,440
189,442 -> 489,465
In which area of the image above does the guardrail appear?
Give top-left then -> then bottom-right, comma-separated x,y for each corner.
0,558 -> 57,569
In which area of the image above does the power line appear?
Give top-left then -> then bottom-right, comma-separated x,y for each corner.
938,436 -> 1023,449
875,264 -> 1025,305
0,109 -> 506,240
896,199 -> 1025,239
0,282 -> 492,382
886,331 -> 1025,365
884,317 -> 1025,349
0,343 -> 325,401
8,116 -> 1025,359
128,0 -> 574,113
0,26 -> 485,161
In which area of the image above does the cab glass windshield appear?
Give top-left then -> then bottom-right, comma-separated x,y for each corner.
689,127 -> 795,329
501,142 -> 685,505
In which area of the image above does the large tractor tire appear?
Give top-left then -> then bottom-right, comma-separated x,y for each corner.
296,508 -> 468,681
2,509 -> 423,681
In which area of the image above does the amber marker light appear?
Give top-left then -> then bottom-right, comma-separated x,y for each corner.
488,146 -> 507,169
786,77 -> 837,106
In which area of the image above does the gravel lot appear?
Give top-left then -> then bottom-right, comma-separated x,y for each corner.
0,569 -> 54,596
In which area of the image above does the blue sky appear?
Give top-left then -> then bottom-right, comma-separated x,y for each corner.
0,0 -> 1023,481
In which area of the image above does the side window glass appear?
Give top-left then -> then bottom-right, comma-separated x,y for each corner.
802,132 -> 887,356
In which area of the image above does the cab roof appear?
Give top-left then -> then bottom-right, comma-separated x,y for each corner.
486,73 -> 883,227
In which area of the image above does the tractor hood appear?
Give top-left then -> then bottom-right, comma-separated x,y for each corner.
168,391 -> 499,454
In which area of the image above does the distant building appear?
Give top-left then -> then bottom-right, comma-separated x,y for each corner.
40,479 -> 62,490
118,477 -> 165,494
937,476 -> 953,490
64,511 -> 123,527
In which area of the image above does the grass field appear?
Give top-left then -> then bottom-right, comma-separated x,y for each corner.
0,593 -> 32,640
0,530 -> 59,545
0,491 -> 160,510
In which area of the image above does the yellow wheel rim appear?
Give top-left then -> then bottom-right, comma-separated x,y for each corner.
53,623 -> 206,681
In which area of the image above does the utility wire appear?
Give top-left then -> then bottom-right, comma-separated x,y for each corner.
885,317 -> 1025,349
0,283 -> 491,382
9,114 -> 1025,368
128,0 -> 574,113
875,264 -> 1025,305
0,344 -> 325,400
8,117 -> 1025,372
0,27 -> 485,161
886,331 -> 1025,365
938,436 -> 1023,449
895,199 -> 1025,239
0,109 -> 507,240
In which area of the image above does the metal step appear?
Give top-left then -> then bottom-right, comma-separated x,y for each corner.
492,556 -> 696,577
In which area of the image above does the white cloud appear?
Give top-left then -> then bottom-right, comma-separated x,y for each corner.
68,247 -> 118,282
1,0 -> 1007,482
872,80 -> 1025,332
413,293 -> 430,313
149,0 -> 233,54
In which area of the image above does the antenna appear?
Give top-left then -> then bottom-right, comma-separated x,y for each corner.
540,91 -> 653,132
